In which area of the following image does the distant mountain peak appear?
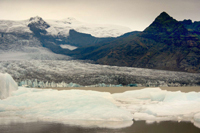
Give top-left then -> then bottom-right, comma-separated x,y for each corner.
29,16 -> 49,27
29,16 -> 43,23
155,11 -> 173,22
143,11 -> 187,35
28,16 -> 50,34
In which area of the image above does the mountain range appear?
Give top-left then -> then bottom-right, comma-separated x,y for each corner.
0,12 -> 200,73
68,12 -> 200,72
0,16 -> 130,59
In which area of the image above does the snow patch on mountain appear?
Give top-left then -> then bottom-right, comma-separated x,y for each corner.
46,18 -> 132,37
0,17 -> 131,38
60,44 -> 77,50
0,20 -> 31,33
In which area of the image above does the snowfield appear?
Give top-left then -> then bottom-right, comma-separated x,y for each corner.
60,44 -> 77,50
0,20 -> 31,34
46,17 -> 132,37
0,74 -> 200,128
0,17 -> 131,38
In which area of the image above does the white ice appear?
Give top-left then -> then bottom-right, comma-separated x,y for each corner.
113,88 -> 200,128
60,44 -> 77,50
0,73 -> 18,99
46,18 -> 132,37
0,76 -> 200,128
0,87 -> 133,128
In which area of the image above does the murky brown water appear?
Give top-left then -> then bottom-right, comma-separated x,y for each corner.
44,86 -> 200,93
1,121 -> 200,133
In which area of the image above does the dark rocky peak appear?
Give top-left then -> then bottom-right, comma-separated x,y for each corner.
180,19 -> 200,25
28,16 -> 50,35
180,19 -> 200,32
29,16 -> 49,27
155,11 -> 173,22
194,21 -> 200,24
143,11 -> 188,36
180,19 -> 193,25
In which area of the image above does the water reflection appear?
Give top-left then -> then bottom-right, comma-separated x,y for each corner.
0,121 -> 200,133
0,116 -> 133,129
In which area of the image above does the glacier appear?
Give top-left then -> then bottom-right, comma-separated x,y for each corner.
1,60 -> 199,86
0,73 -> 18,99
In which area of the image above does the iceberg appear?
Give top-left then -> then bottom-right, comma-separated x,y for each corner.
0,73 -> 18,99
0,87 -> 133,128
0,80 -> 200,129
113,88 -> 200,128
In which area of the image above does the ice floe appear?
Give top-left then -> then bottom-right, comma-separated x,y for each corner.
0,75 -> 200,128
0,87 -> 133,128
113,88 -> 200,128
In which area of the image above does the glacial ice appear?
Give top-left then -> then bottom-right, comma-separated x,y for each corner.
0,87 -> 133,128
0,73 -> 18,99
113,88 -> 200,128
0,79 -> 200,128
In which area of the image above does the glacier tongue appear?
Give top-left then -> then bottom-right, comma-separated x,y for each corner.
0,73 -> 18,99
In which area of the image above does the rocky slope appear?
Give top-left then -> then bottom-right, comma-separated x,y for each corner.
70,12 -> 200,72
0,16 -> 130,58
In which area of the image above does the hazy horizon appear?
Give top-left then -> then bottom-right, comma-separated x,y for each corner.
0,0 -> 200,31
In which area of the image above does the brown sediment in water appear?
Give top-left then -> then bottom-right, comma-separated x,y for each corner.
41,86 -> 200,93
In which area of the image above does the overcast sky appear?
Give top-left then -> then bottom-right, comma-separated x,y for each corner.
0,0 -> 199,31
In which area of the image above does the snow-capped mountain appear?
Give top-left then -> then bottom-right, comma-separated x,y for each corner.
0,16 -> 199,87
0,16 -> 131,38
29,16 -> 50,29
0,16 -> 131,58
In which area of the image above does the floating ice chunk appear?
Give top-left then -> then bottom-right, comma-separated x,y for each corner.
113,88 -> 165,102
164,91 -> 200,102
0,73 -> 18,99
194,113 -> 200,129
112,88 -> 200,128
150,90 -> 167,101
194,113 -> 200,123
0,87 -> 133,128
1,87 -> 200,128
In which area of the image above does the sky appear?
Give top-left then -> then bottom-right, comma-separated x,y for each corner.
0,0 -> 200,31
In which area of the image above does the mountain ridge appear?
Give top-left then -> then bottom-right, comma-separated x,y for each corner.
69,12 -> 200,72
0,16 -> 131,57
